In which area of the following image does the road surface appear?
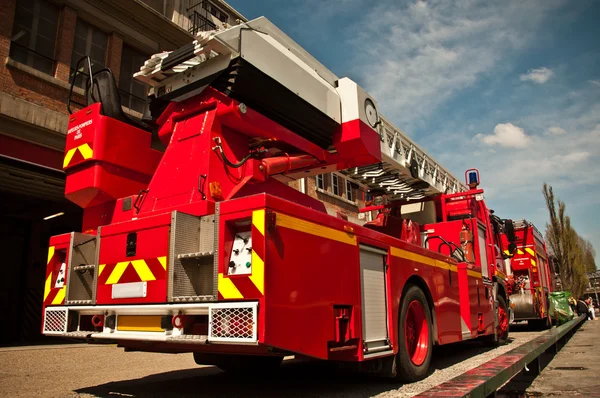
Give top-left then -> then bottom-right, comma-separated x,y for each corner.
0,324 -> 540,398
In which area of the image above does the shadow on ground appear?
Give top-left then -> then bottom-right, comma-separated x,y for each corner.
76,325 -> 535,398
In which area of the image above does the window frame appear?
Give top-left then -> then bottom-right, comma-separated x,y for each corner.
345,180 -> 353,201
331,174 -> 340,196
70,19 -> 108,88
119,44 -> 149,113
9,0 -> 59,75
205,1 -> 229,23
316,174 -> 324,190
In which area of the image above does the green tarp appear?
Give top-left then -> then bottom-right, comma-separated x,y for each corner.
549,291 -> 574,325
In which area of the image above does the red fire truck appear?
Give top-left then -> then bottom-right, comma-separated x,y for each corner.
42,17 -> 515,381
503,220 -> 554,329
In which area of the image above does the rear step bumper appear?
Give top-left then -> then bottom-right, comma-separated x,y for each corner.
43,301 -> 258,344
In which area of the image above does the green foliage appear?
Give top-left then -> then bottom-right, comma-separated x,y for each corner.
579,237 -> 597,273
542,184 -> 591,298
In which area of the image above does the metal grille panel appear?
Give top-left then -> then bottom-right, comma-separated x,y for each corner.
66,233 -> 97,305
169,211 -> 216,301
209,303 -> 258,343
43,308 -> 68,334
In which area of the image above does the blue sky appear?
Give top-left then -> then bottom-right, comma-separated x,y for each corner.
227,0 -> 600,262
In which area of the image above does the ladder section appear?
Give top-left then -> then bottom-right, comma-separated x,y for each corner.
341,115 -> 467,200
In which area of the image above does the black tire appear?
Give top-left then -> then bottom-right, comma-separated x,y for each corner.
194,353 -> 283,373
396,285 -> 433,382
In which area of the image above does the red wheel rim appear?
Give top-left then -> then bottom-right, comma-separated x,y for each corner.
497,302 -> 508,337
404,300 -> 429,366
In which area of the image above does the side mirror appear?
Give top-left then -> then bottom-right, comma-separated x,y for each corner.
508,242 -> 517,255
504,219 -> 516,242
504,219 -> 517,257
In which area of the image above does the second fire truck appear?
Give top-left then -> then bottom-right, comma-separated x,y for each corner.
503,220 -> 554,328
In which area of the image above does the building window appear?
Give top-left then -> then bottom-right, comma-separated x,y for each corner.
316,174 -> 324,190
332,174 -> 340,196
205,2 -> 229,23
9,0 -> 59,75
70,19 -> 108,88
346,180 -> 353,201
120,45 -> 148,114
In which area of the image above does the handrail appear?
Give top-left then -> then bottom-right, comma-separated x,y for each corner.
67,56 -> 93,114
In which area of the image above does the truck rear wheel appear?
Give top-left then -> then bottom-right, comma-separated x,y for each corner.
396,285 -> 433,382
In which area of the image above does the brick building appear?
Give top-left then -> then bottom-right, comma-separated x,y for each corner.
0,0 -> 244,345
0,0 -> 369,345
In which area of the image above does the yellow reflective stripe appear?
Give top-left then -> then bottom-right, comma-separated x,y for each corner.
503,249 -> 510,255
467,270 -> 483,278
158,256 -> 167,270
391,247 -> 435,266
252,210 -> 265,236
391,247 -> 457,272
276,212 -> 356,245
105,261 -> 129,285
525,248 -> 535,256
117,315 -> 163,332
63,148 -> 77,168
531,259 -> 537,266
47,246 -> 55,264
218,273 -> 243,299
98,264 -> 106,276
131,260 -> 156,282
78,143 -> 93,159
434,260 -> 458,272
249,250 -> 264,294
496,269 -> 507,280
51,287 -> 66,305
44,273 -> 52,301
517,249 -> 524,255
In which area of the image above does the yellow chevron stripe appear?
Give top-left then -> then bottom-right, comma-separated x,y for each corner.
98,264 -> 106,276
276,212 -> 356,246
105,261 -> 129,285
517,249 -> 524,255
252,210 -> 265,236
51,286 -> 66,305
131,260 -> 156,282
47,246 -> 55,264
218,273 -> 243,299
63,148 -> 77,168
249,250 -> 264,294
44,273 -> 52,301
531,259 -> 537,267
78,143 -> 93,159
525,248 -> 535,256
503,249 -> 510,255
158,256 -> 167,270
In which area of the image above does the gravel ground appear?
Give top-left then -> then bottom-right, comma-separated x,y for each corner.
0,325 -> 540,398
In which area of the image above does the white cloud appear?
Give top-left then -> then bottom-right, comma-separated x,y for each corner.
341,1 -> 567,130
520,67 -> 554,84
547,126 -> 566,135
476,123 -> 531,148
589,80 -> 600,87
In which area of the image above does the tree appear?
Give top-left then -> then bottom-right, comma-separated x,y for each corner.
579,237 -> 597,273
542,184 -> 588,298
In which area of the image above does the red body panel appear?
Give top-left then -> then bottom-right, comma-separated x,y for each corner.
96,213 -> 171,304
64,103 -> 162,209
